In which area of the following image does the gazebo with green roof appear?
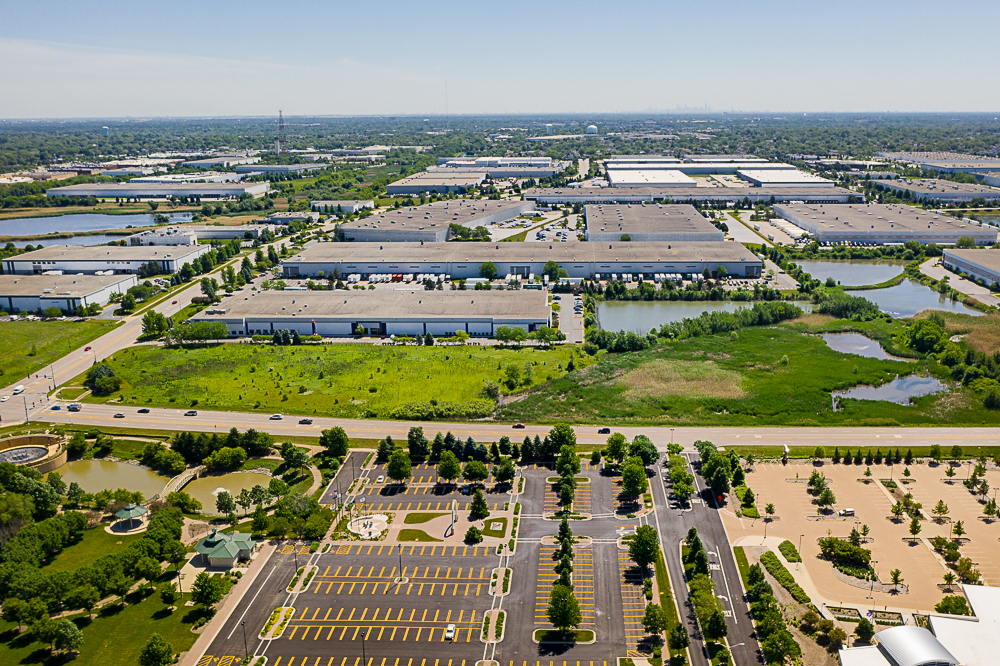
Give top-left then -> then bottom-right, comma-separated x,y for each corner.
194,528 -> 256,569
113,503 -> 148,530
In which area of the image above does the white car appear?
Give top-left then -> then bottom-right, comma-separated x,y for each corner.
445,624 -> 456,641
0,396 -> 8,402
377,475 -> 385,483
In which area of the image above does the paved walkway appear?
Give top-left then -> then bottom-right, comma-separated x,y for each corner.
919,257 -> 1000,306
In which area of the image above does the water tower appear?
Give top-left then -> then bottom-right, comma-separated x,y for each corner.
102,126 -> 109,137
586,124 -> 598,135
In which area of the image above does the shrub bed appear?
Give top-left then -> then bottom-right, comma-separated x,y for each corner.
759,551 -> 811,603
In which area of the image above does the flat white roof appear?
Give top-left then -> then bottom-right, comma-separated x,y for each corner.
606,169 -> 696,187
929,585 -> 1000,666
837,645 -> 891,666
738,169 -> 834,185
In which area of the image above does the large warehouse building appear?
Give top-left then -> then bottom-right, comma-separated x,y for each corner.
436,156 -> 568,177
605,170 -> 697,188
45,182 -> 270,200
737,169 -> 833,187
190,289 -> 551,338
876,178 -> 1000,203
773,203 -> 997,245
525,186 -> 860,205
941,249 -> 1000,285
0,274 -> 138,313
338,200 -> 535,242
584,203 -> 723,242
386,171 -> 486,195
282,241 -> 762,279
3,244 -> 212,275
127,224 -> 275,246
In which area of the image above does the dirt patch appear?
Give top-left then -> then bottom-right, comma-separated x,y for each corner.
795,313 -> 836,326
619,359 -> 746,400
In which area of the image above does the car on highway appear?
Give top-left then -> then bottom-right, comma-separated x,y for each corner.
269,414 -> 282,420
114,413 -> 125,419
137,408 -> 150,414
298,418 -> 313,425
172,300 -> 178,304
597,427 -> 611,434
445,624 -> 456,641
68,403 -> 82,412
51,405 -> 60,410
84,346 -> 92,351
184,410 -> 198,416
0,396 -> 8,402
512,423 -> 525,429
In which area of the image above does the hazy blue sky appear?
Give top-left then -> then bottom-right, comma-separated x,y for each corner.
3,0 -> 999,118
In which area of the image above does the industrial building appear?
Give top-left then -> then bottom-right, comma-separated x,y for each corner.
44,182 -> 270,200
683,155 -> 767,163
877,178 -> 1000,203
584,203 -> 723,242
605,169 -> 697,188
3,244 -> 212,276
0,274 -> 138,313
190,289 -> 551,338
941,249 -> 1000,285
261,211 -> 320,224
127,224 -> 275,246
183,155 -> 261,169
386,171 -> 486,195
338,200 -> 535,242
282,241 -> 762,280
310,200 -> 375,213
737,169 -> 834,187
604,161 -> 796,175
234,164 -> 323,174
434,156 -> 569,178
773,203 -> 997,245
525,186 -> 860,205
131,172 -> 247,184
838,585 -> 1000,666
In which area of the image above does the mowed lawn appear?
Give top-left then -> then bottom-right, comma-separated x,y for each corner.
41,526 -> 144,573
0,320 -> 118,384
505,319 -> 1000,427
76,343 -> 581,419
0,590 -> 199,666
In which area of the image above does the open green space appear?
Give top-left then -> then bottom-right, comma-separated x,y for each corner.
0,589 -> 199,666
72,343 -> 581,420
41,526 -> 143,573
397,529 -> 441,542
506,316 -> 1000,426
403,512 -> 447,524
0,320 -> 118,384
481,517 -> 508,538
533,629 -> 595,643
57,387 -> 88,400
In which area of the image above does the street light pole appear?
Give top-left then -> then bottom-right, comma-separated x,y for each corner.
360,629 -> 369,666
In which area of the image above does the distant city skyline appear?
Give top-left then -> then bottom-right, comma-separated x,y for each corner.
3,0 -> 999,118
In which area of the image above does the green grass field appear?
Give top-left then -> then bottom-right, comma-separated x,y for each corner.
0,589 -> 199,666
73,343 -> 581,420
481,517 -> 507,538
505,317 -> 1000,427
41,526 -> 143,573
0,320 -> 118,384
403,513 -> 447,525
397,529 -> 441,542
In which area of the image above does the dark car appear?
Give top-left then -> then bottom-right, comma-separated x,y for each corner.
137,408 -> 150,414
299,418 -> 313,425
51,405 -> 61,410
597,427 -> 611,434
184,410 -> 198,416
114,413 -> 125,419
512,423 -> 526,429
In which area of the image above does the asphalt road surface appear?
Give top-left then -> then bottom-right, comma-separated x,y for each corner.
31,402 -> 1000,451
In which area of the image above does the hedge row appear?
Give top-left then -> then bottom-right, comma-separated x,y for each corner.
760,550 -> 811,604
778,540 -> 801,562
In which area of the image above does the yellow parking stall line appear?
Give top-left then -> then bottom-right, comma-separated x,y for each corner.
428,627 -> 436,642
404,584 -> 411,595
323,566 -> 330,576
336,608 -> 344,620
346,566 -> 354,577
378,626 -> 385,640
463,546 -> 468,556
452,583 -> 457,596
325,582 -> 333,594
348,609 -> 356,621
352,626 -> 361,640
465,583 -> 469,596
390,627 -> 398,641
360,608 -> 368,621
384,581 -> 392,594
311,608 -> 319,620
327,626 -> 336,639
403,627 -> 410,642
406,502 -> 412,510
361,583 -> 368,594
324,608 -> 332,620
287,626 -> 299,639
368,566 -> 375,577
418,583 -> 424,595
334,566 -> 342,577
339,626 -> 348,640
349,582 -> 356,594
429,583 -> 435,595
409,609 -> 416,622
435,567 -> 440,578
415,628 -> 422,642
451,545 -> 458,556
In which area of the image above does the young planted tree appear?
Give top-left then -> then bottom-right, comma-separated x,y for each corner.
909,516 -> 922,541
470,489 -> 490,520
889,569 -> 904,592
387,448 -> 413,486
816,487 -> 836,514
932,500 -> 950,522
641,603 -> 667,641
628,525 -> 660,571
437,450 -> 462,485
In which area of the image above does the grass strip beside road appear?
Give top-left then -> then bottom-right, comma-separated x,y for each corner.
654,547 -> 683,659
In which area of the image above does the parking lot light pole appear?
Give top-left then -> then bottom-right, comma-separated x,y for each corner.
360,629 -> 369,666
798,534 -> 804,571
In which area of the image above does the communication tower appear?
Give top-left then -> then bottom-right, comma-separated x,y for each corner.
275,110 -> 287,153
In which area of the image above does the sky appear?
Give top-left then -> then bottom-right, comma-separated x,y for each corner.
3,0 -> 1000,119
